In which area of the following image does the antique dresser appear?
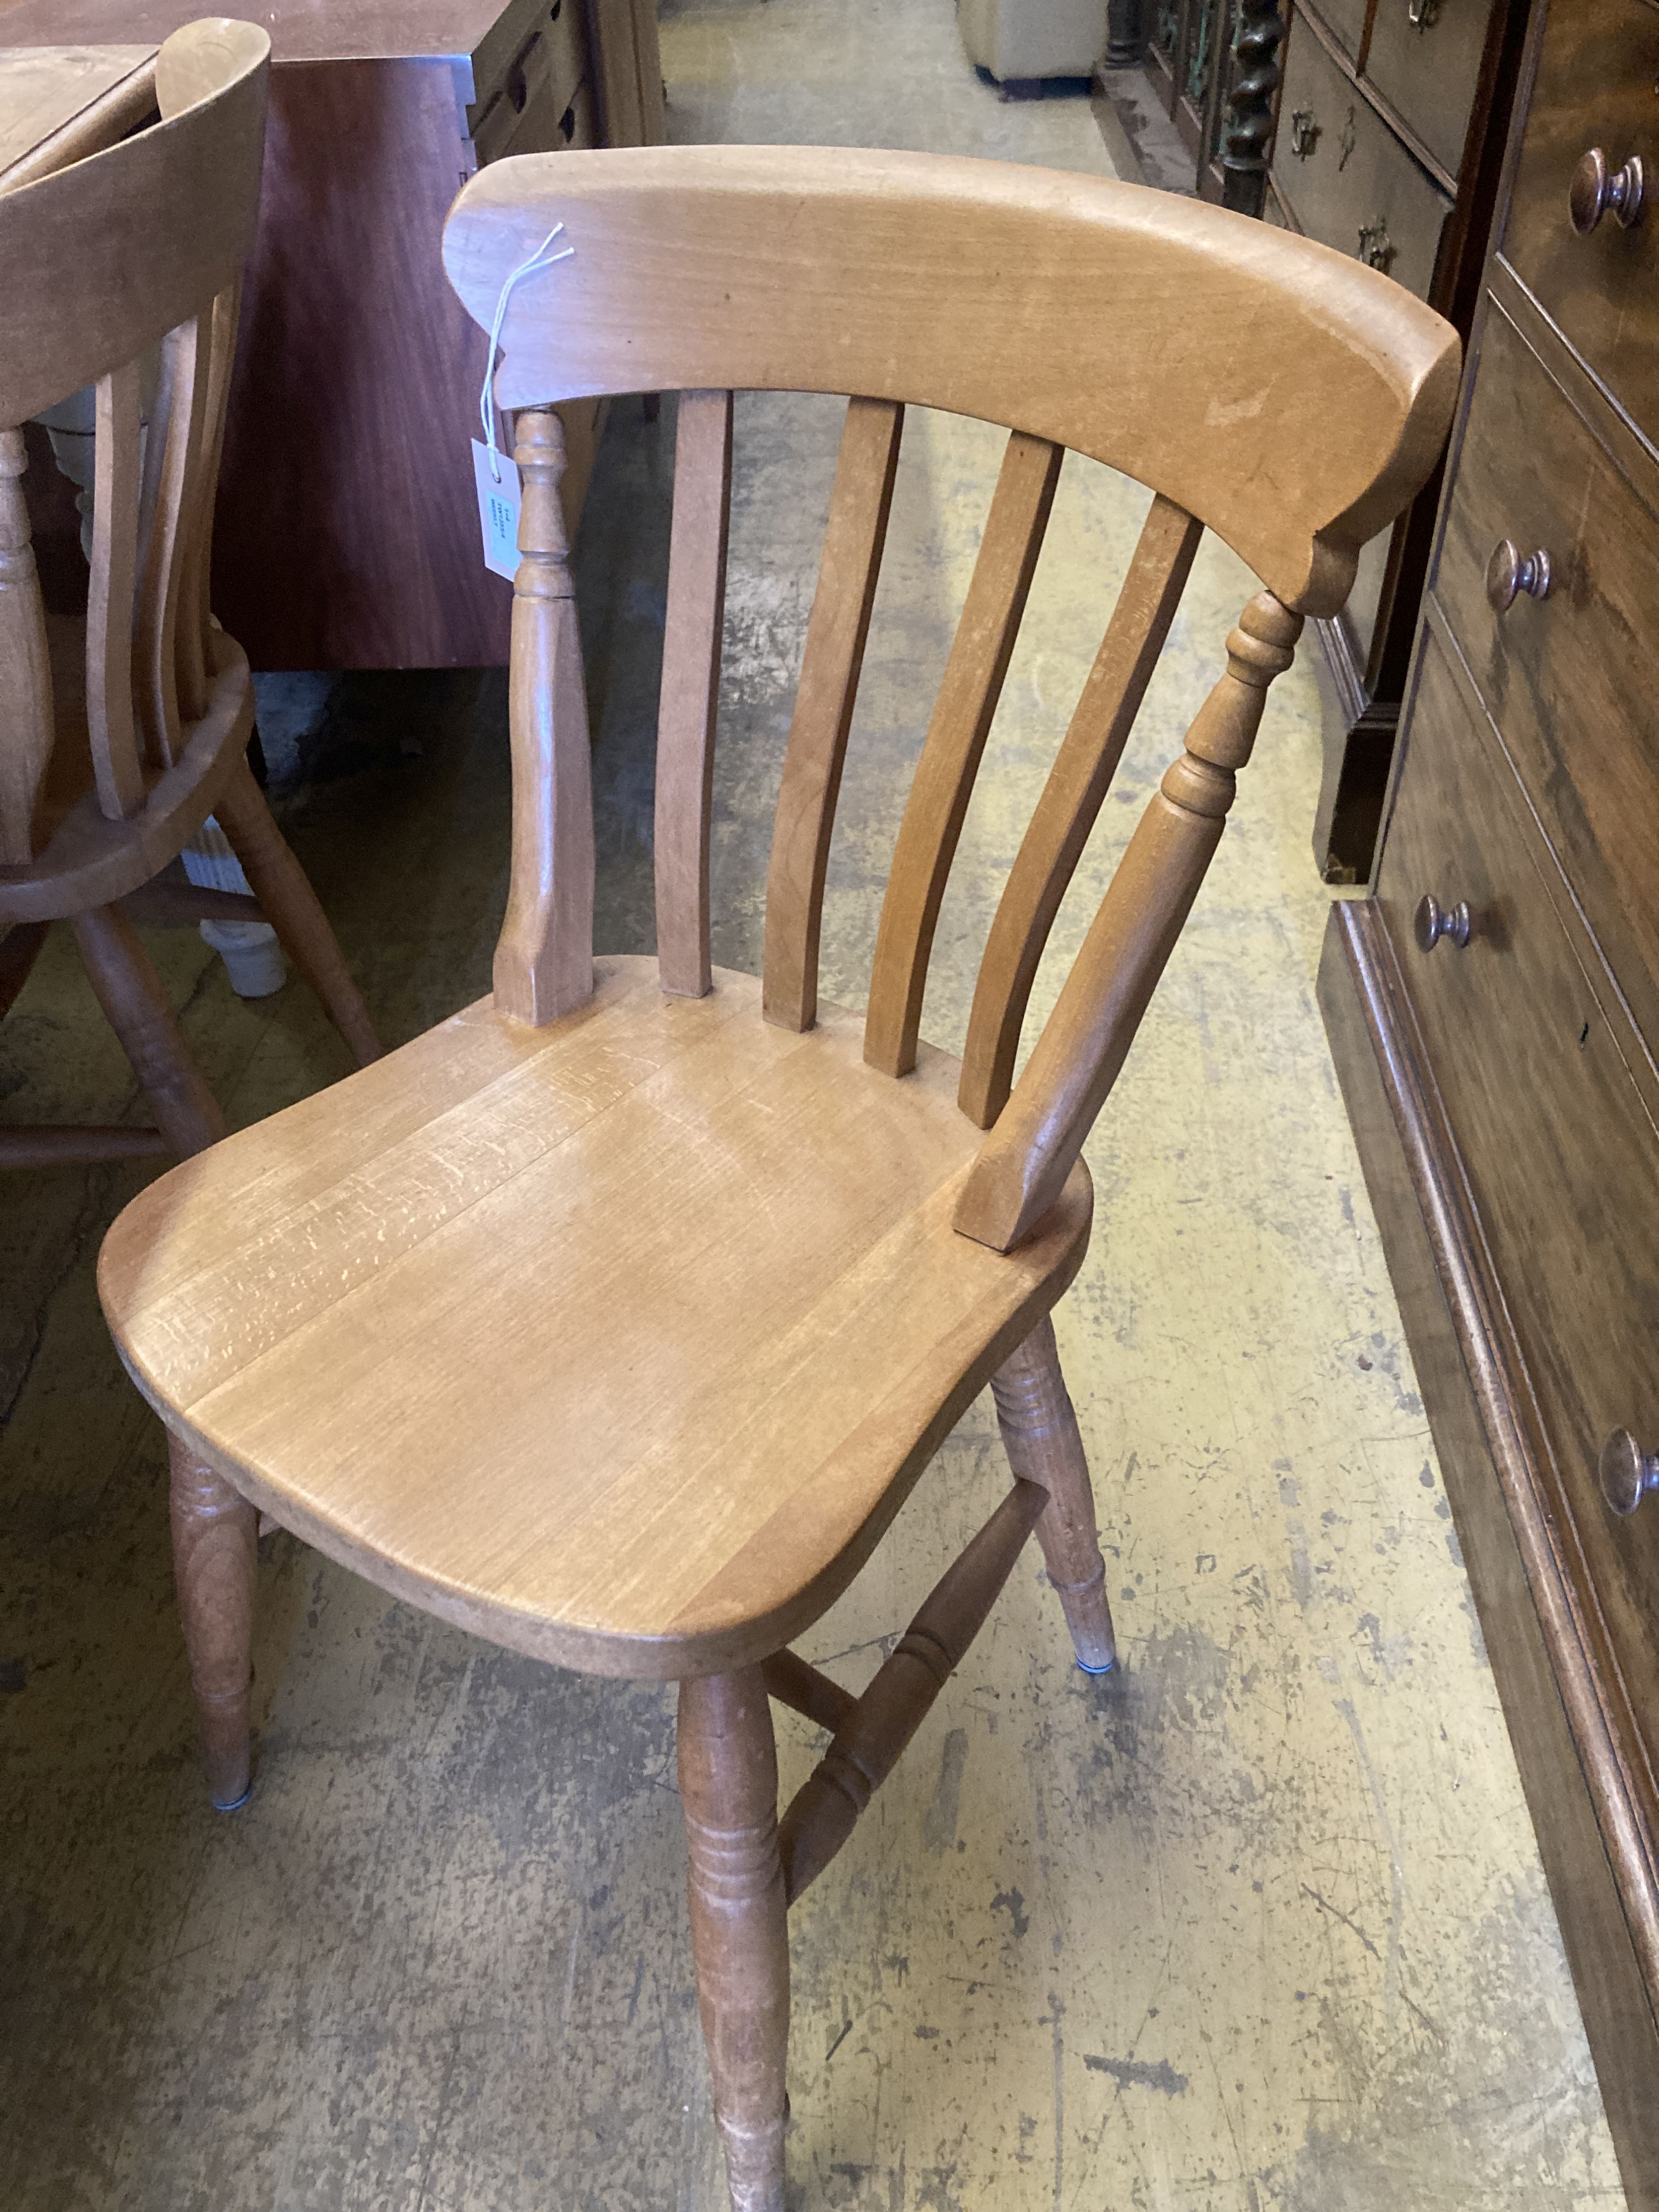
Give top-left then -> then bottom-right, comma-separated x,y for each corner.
1265,0 -> 1528,877
1130,0 -> 1529,874
1322,0 -> 1659,2195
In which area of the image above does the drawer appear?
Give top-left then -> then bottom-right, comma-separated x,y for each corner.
469,0 -> 587,164
1363,0 -> 1489,182
1502,0 -> 1659,446
1433,295 -> 1659,1051
474,69 -> 595,169
1272,19 -> 1453,300
1377,622 -> 1659,1796
1296,0 -> 1368,62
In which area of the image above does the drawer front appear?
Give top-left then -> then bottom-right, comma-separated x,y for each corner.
474,67 -> 595,169
1272,20 -> 1454,299
1378,622 -> 1659,1788
470,0 -> 587,163
1434,295 -> 1659,1048
1503,0 -> 1659,444
1298,0 -> 1368,60
1363,0 -> 1490,181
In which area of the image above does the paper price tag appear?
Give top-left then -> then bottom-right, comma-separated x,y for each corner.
472,439 -> 522,579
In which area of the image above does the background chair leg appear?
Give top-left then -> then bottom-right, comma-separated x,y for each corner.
213,754 -> 382,1067
991,1313 -> 1117,1672
678,1668 -> 790,2212
167,1431 -> 259,1810
71,905 -> 227,1157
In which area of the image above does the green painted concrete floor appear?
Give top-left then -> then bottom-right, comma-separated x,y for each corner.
0,1 -> 1625,2205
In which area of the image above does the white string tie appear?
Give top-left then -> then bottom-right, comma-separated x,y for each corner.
479,221 -> 575,481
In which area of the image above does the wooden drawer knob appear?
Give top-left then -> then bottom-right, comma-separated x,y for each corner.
1413,893 -> 1472,952
1571,148 -> 1646,235
1485,539 -> 1552,613
1600,1430 -> 1659,1516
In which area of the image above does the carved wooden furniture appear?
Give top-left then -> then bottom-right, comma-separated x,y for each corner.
0,20 -> 378,1172
1262,0 -> 1529,877
1123,0 -> 1291,211
0,0 -> 665,671
1321,1 -> 1659,2199
97,144 -> 1455,2210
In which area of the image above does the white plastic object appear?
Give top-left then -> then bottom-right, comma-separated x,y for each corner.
181,813 -> 288,999
958,0 -> 1107,81
199,919 -> 288,998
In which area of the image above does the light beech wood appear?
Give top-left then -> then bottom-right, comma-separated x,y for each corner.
776,1479 -> 1048,1903
763,395 -> 903,1032
959,493 -> 1203,1128
1,21 -> 378,1157
443,145 -> 1461,615
991,1312 -> 1115,1670
678,1669 -> 789,2212
168,1427 -> 258,1811
655,388 -> 733,998
955,593 -> 1305,1253
493,406 -> 596,1025
864,428 -> 1062,1079
101,957 -> 1094,1676
100,143 -> 1458,2212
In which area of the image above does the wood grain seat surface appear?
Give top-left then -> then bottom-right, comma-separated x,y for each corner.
99,956 -> 1092,1677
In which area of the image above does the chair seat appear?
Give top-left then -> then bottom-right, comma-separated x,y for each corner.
100,957 -> 1092,1677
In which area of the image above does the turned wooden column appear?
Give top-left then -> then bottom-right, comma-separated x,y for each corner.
678,1667 -> 789,2212
168,1430 -> 259,1809
992,1315 -> 1117,1672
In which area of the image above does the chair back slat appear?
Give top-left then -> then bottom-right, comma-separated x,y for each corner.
0,427 -> 53,863
175,280 -> 243,722
763,395 -> 903,1033
136,312 -> 211,770
446,148 -> 1459,1238
958,493 -> 1202,1129
86,361 -> 145,820
655,388 -> 734,999
863,429 -> 1061,1081
955,594 -> 1304,1251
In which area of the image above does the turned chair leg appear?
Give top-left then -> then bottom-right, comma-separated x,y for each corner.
71,905 -> 227,1157
213,753 -> 382,1068
678,1668 -> 790,2212
168,1431 -> 259,1809
991,1313 -> 1117,1673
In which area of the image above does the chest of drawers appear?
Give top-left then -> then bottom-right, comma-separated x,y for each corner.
1322,3 -> 1659,2197
1264,0 -> 1528,880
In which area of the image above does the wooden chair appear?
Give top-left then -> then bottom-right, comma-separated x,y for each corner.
97,145 -> 1457,2210
0,20 -> 378,1174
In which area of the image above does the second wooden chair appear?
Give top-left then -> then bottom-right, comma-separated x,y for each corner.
0,19 -> 378,1173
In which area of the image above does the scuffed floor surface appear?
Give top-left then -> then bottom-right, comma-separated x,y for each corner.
0,1 -> 1624,2206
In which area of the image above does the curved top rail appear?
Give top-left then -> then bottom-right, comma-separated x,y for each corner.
0,18 -> 269,429
443,143 -> 1459,614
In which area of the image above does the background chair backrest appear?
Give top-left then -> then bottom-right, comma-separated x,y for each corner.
0,18 -> 269,866
443,145 -> 1460,1250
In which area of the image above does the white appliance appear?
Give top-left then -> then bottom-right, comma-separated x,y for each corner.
957,0 -> 1107,82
